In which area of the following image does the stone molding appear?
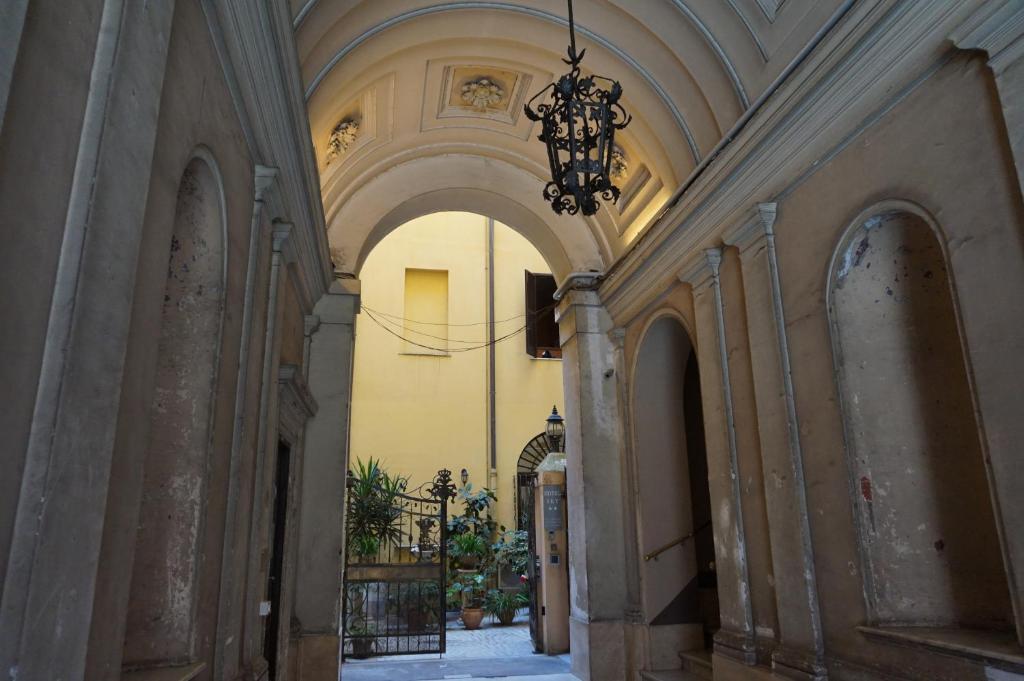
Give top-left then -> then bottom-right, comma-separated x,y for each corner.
600,0 -> 976,324
200,0 -> 332,308
951,0 -> 1024,74
278,364 -> 318,443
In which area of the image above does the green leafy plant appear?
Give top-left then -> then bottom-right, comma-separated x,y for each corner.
450,532 -> 488,568
446,483 -> 497,538
484,587 -> 529,624
347,457 -> 409,560
492,529 -> 529,577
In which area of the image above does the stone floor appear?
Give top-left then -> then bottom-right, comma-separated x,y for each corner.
342,612 -> 574,680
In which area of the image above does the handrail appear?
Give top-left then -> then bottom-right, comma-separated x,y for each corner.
643,521 -> 711,562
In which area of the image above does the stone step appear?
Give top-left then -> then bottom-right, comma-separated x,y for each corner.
640,670 -> 704,681
678,649 -> 713,680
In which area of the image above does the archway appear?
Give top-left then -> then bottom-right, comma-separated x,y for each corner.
632,315 -> 718,668
341,211 -> 571,676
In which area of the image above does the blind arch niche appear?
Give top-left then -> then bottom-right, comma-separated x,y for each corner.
124,152 -> 227,667
828,202 -> 1011,630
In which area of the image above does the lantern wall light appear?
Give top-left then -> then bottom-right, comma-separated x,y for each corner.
524,0 -> 631,217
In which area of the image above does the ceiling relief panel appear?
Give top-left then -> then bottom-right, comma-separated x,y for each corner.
421,59 -> 540,140
315,73 -> 395,174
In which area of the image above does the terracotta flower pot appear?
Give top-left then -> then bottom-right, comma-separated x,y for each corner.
461,607 -> 485,630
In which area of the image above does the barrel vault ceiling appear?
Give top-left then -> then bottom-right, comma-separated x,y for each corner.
291,0 -> 846,278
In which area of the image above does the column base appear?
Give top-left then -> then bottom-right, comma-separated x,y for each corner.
295,633 -> 341,681
714,628 -> 758,666
570,616 -> 626,681
771,645 -> 828,681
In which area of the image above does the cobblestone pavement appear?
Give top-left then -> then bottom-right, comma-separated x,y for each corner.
343,612 -> 575,680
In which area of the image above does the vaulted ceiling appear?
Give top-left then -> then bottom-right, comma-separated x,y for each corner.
292,0 -> 845,278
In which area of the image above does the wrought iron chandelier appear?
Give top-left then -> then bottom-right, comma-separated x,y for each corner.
524,0 -> 631,217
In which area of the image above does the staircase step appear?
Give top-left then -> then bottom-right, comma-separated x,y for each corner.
640,671 -> 703,681
678,649 -> 713,679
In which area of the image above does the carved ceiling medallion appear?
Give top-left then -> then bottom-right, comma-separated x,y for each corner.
610,147 -> 628,182
461,77 -> 505,110
326,118 -> 360,163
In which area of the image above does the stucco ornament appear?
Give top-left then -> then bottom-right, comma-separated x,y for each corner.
461,78 -> 505,110
326,118 -> 360,163
610,147 -> 628,182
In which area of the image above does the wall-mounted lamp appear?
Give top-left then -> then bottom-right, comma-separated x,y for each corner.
546,405 -> 566,453
460,468 -> 469,486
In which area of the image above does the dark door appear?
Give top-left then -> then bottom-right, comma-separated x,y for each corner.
263,440 -> 291,679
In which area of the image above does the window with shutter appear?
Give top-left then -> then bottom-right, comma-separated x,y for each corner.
525,271 -> 561,359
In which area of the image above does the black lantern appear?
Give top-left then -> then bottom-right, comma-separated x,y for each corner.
460,468 -> 469,486
524,0 -> 631,216
546,405 -> 566,452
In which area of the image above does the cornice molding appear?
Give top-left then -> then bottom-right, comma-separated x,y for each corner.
951,0 -> 1024,74
599,0 -> 975,325
201,0 -> 332,311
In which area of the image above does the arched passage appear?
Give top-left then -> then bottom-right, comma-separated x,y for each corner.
123,155 -> 226,668
632,314 -> 718,661
829,206 -> 1012,630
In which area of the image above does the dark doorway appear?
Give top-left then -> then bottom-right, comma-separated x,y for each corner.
683,349 -> 718,648
264,440 -> 291,679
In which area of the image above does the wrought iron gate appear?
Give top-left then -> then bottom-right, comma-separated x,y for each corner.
342,469 -> 456,659
515,433 -> 552,653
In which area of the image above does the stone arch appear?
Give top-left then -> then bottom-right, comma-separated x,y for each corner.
123,150 -> 227,668
827,201 -> 1012,630
328,154 -> 605,281
630,312 -> 716,655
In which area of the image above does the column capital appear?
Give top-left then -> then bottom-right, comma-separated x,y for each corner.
724,202 -> 778,254
951,0 -> 1024,74
304,314 -> 321,337
312,277 -> 360,326
253,165 -> 279,203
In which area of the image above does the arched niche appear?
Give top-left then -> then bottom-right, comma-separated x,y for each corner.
123,153 -> 227,667
828,204 -> 1012,630
631,314 -> 717,652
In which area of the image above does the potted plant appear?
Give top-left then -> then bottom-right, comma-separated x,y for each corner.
450,532 -> 488,570
348,620 -> 376,659
484,587 -> 529,625
457,573 -> 487,630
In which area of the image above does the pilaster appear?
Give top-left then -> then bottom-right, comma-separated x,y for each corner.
295,277 -> 360,681
556,288 -> 630,681
679,253 -> 756,667
0,3 -> 178,677
724,204 -> 826,680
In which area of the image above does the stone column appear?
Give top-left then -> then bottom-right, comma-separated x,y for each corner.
951,3 -> 1024,644
295,276 -> 360,680
556,286 -> 630,681
679,252 -> 756,666
725,204 -> 826,680
0,3 -> 177,678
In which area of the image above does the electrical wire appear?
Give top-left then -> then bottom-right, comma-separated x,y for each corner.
362,301 -> 557,346
361,307 -> 531,353
360,304 -> 531,327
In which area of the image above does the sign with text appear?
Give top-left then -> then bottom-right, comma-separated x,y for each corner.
543,485 -> 564,531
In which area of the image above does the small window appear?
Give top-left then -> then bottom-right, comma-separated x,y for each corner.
403,268 -> 448,355
525,271 -> 561,359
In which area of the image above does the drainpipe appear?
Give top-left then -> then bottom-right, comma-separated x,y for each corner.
487,217 -> 498,490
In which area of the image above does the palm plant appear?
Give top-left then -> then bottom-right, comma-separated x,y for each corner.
347,457 -> 408,561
